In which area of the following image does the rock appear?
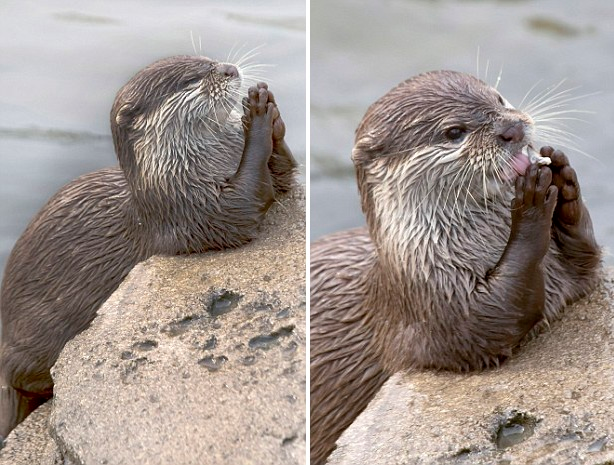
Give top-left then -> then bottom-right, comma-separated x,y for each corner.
0,187 -> 305,465
0,402 -> 54,465
328,270 -> 614,465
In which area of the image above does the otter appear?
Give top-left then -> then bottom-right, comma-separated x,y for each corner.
0,55 -> 296,438
310,70 -> 600,464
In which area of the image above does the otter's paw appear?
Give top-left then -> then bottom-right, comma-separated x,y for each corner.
262,88 -> 286,142
539,146 -> 583,226
510,164 -> 558,256
241,83 -> 275,138
272,110 -> 286,143
255,86 -> 296,193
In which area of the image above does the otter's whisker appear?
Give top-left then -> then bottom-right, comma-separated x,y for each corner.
198,114 -> 219,129
494,65 -> 503,90
532,112 -> 592,124
452,162 -> 473,219
442,162 -> 465,207
240,62 -> 273,70
227,42 -> 248,64
189,31 -> 198,56
534,127 -> 582,148
534,133 -> 598,162
240,73 -> 272,87
518,79 -> 544,110
521,79 -> 569,113
459,165 -> 479,221
234,44 -> 266,69
534,123 -> 580,138
528,98 -> 593,119
451,164 -> 471,219
440,153 -> 471,209
476,46 -> 481,81
240,65 -> 274,79
480,159 -> 490,213
524,87 -> 598,121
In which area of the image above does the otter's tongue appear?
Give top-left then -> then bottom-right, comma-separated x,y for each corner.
511,151 -> 531,176
511,147 -> 552,177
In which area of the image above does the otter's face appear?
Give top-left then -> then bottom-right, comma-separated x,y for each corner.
110,56 -> 244,187
353,71 -> 536,199
352,71 -> 537,257
112,55 -> 242,133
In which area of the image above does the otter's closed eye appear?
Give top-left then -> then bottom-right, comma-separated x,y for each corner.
444,126 -> 467,141
181,76 -> 203,87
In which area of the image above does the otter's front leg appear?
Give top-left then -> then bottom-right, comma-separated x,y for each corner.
540,146 -> 601,275
480,165 -> 558,345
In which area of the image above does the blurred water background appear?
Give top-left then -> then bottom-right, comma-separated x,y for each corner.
311,0 -> 614,265
0,0 -> 306,282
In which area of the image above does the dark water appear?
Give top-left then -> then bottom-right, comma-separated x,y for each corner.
0,0 -> 306,281
311,0 -> 614,265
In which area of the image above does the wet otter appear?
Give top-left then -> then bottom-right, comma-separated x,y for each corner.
310,70 -> 600,464
0,55 -> 296,438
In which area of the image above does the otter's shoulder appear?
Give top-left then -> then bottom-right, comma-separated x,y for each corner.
43,167 -> 128,210
311,227 -> 373,266
17,167 -> 131,240
4,167 -> 132,280
311,227 -> 374,328
311,227 -> 374,291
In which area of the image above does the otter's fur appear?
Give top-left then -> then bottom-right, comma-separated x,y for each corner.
310,70 -> 600,464
0,55 -> 296,437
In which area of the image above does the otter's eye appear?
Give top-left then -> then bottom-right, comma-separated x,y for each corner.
498,95 -> 506,106
444,126 -> 467,142
182,77 -> 202,87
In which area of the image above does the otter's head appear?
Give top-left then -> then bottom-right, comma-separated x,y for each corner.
352,70 -> 535,247
110,55 -> 243,192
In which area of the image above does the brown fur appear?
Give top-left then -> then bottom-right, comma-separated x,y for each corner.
0,55 -> 296,438
310,70 -> 600,464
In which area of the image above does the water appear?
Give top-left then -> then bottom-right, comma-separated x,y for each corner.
311,0 -> 614,264
0,0 -> 306,281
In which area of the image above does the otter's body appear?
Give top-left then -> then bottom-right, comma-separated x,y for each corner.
0,55 -> 296,437
310,71 -> 600,464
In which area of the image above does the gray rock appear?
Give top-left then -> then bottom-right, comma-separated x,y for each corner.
0,187 -> 305,465
0,402 -> 55,465
329,270 -> 614,465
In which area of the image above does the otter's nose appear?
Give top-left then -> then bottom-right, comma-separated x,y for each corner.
217,64 -> 239,79
497,122 -> 525,144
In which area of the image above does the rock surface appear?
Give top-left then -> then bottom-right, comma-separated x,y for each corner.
0,402 -> 53,465
0,187 -> 305,465
329,270 -> 614,465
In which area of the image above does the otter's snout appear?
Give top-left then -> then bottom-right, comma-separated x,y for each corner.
216,63 -> 239,79
497,121 -> 526,145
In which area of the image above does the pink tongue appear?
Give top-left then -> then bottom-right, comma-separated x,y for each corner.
511,152 -> 530,176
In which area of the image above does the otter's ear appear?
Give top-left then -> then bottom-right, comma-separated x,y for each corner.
352,134 -> 381,165
115,102 -> 137,128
